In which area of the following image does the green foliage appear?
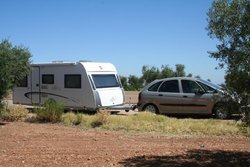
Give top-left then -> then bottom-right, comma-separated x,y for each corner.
0,102 -> 4,114
120,76 -> 129,90
207,0 -> 250,123
207,0 -> 250,94
0,39 -> 31,102
127,75 -> 144,91
35,98 -> 64,123
174,64 -> 186,77
141,65 -> 161,84
142,64 -> 188,85
0,105 -> 29,122
241,106 -> 250,126
121,64 -> 193,90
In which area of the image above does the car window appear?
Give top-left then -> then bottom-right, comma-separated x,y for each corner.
158,80 -> 179,93
197,81 -> 215,93
181,80 -> 203,93
148,81 -> 163,92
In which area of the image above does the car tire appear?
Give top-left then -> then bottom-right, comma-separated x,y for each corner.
143,104 -> 159,114
214,103 -> 230,119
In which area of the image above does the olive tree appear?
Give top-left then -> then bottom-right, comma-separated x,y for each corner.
0,40 -> 31,108
207,0 -> 250,122
207,0 -> 250,94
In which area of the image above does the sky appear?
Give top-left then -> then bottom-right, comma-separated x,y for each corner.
0,0 -> 226,84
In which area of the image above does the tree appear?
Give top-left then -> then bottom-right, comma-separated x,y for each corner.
0,39 -> 31,105
207,0 -> 250,100
122,64 -> 195,91
160,65 -> 174,78
174,64 -> 186,77
120,76 -> 129,90
127,75 -> 144,91
141,65 -> 161,85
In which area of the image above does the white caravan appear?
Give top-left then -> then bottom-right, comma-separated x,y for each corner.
13,61 -> 125,111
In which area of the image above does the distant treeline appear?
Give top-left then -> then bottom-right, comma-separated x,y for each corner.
120,64 -> 206,91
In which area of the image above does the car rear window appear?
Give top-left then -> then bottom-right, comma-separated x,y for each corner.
148,81 -> 163,92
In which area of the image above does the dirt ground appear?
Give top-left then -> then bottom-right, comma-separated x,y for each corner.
124,91 -> 139,104
0,122 -> 250,167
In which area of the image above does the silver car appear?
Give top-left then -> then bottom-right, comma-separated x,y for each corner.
137,77 -> 235,119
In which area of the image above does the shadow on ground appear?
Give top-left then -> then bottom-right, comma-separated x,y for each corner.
119,149 -> 250,167
0,121 -> 8,126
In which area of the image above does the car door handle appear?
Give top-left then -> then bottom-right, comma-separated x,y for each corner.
183,96 -> 188,98
159,94 -> 163,96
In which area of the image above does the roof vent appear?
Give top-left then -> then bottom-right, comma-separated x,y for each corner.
79,60 -> 92,62
52,60 -> 64,63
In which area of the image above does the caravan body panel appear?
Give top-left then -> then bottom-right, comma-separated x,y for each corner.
13,61 -> 125,110
81,62 -> 124,107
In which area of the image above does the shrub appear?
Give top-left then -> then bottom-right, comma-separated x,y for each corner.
0,102 -> 4,118
91,110 -> 110,127
62,112 -> 78,126
0,105 -> 29,121
241,106 -> 250,126
35,98 -> 64,123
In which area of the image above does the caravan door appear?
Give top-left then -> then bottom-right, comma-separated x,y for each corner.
31,66 -> 40,104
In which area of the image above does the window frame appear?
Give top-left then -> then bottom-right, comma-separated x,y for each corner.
16,76 -> 28,87
181,79 -> 204,94
64,74 -> 81,89
158,80 -> 180,93
148,81 -> 163,92
91,74 -> 120,89
42,74 -> 54,84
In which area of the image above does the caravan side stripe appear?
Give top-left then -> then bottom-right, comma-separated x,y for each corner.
24,92 -> 78,103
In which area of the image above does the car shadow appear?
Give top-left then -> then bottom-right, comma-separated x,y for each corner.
119,149 -> 250,167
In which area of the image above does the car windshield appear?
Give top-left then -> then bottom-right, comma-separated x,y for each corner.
197,79 -> 222,90
92,74 -> 120,88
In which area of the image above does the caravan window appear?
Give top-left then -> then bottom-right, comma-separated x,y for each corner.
64,75 -> 81,88
17,76 -> 28,87
92,74 -> 119,88
42,74 -> 54,84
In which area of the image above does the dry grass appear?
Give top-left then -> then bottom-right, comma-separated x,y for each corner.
0,105 -> 29,121
61,111 -> 250,137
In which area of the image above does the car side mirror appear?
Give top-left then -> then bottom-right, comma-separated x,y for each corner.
195,89 -> 205,95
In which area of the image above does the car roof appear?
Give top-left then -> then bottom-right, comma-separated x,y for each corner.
154,77 -> 197,82
144,77 -> 222,91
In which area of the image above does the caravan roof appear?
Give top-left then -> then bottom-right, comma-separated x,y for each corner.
32,61 -> 117,72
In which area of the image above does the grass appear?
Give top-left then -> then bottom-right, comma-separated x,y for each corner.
35,98 -> 64,123
1,99 -> 249,137
0,104 -> 29,121
61,111 -> 250,137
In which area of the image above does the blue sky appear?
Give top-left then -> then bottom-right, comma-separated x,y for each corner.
0,0 -> 225,84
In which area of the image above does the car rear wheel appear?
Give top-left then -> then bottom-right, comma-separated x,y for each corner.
214,103 -> 230,119
143,104 -> 159,114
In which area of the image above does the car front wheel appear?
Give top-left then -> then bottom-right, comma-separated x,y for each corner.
214,103 -> 230,119
143,104 -> 159,114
